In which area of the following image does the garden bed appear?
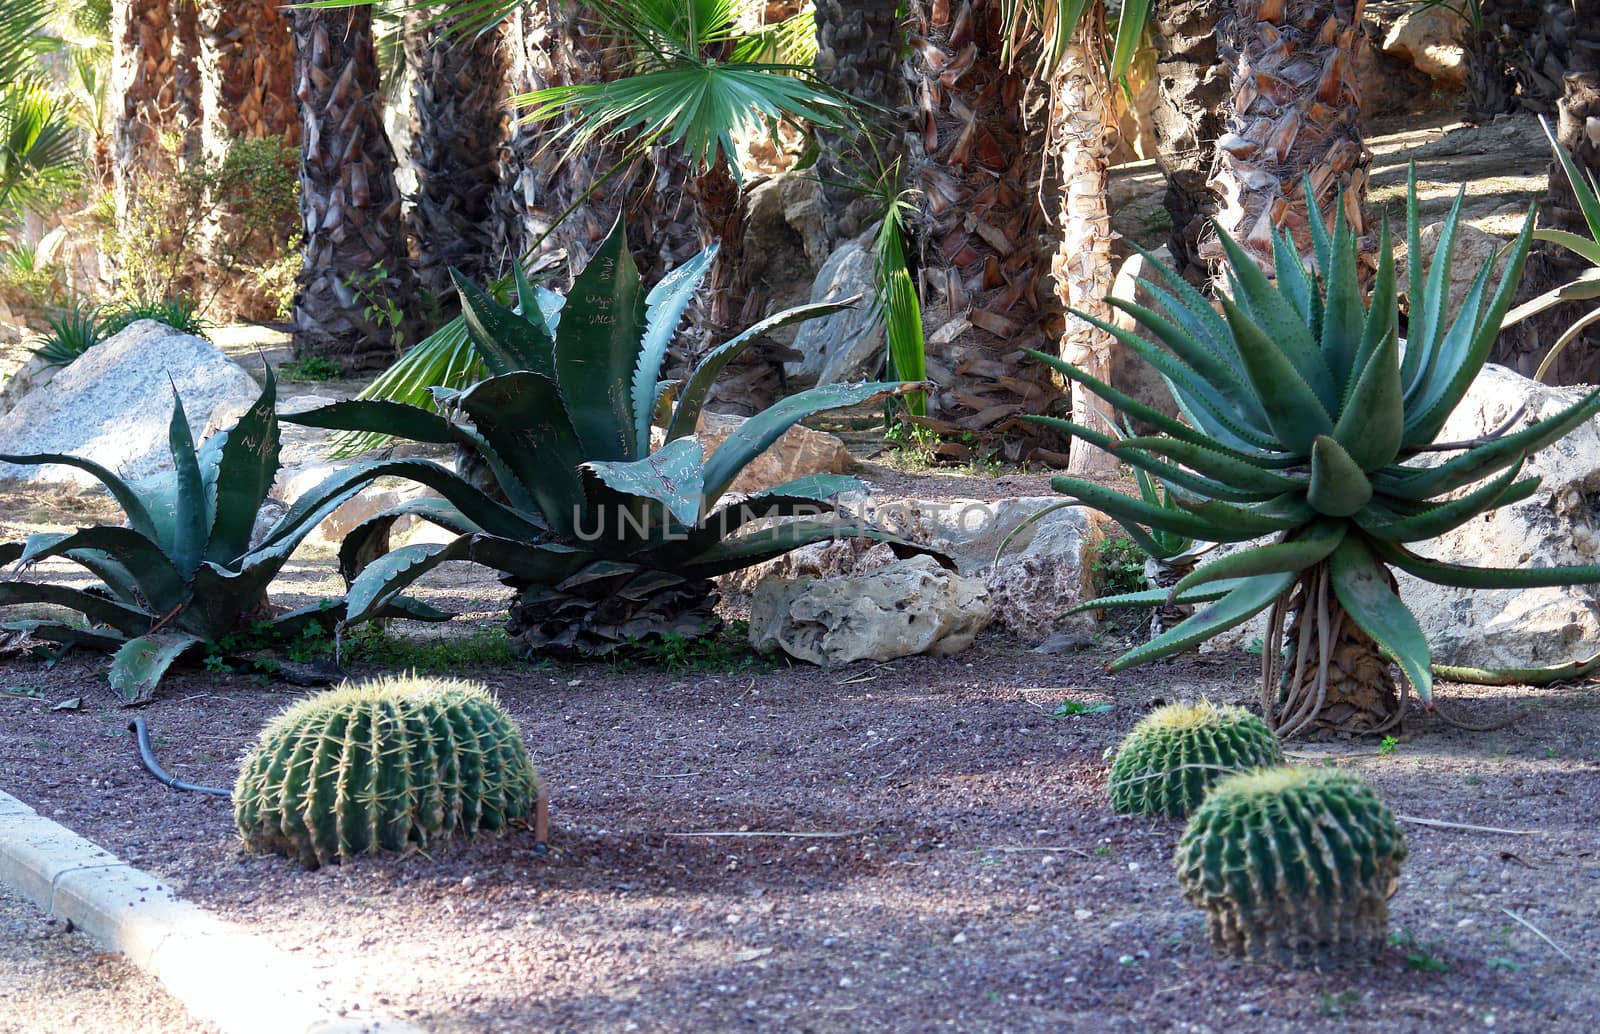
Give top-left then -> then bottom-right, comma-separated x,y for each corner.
3,626 -> 1598,1032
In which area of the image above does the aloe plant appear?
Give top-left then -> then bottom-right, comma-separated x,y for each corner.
0,368 -> 456,702
1031,169 -> 1600,738
285,215 -> 939,657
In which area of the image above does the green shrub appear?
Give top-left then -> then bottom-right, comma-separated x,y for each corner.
1107,701 -> 1283,816
1176,766 -> 1405,966
100,295 -> 209,339
234,675 -> 541,868
29,298 -> 104,366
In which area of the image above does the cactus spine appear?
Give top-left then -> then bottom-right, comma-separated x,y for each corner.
234,676 -> 540,868
1108,701 -> 1284,817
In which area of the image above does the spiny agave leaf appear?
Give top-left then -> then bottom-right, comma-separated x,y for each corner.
20,528 -> 188,614
108,632 -> 205,705
1063,579 -> 1248,615
0,453 -> 159,542
0,619 -> 125,653
1370,538 -> 1600,589
453,268 -> 556,377
0,542 -> 20,567
0,582 -> 149,636
1307,436 -> 1374,517
583,436 -> 706,528
1328,536 -> 1432,707
456,373 -> 587,537
1168,521 -> 1346,599
1215,226 -> 1335,411
1108,572 -> 1297,672
667,300 -> 857,441
681,475 -> 859,554
341,537 -> 471,628
1357,460 -> 1532,542
1218,294 -> 1334,453
184,562 -> 277,641
1319,199 -> 1364,390
702,381 -> 910,504
374,596 -> 454,623
166,390 -> 208,578
263,599 -> 343,639
556,214 -> 644,461
1035,417 -> 1283,504
634,245 -> 717,455
680,520 -> 947,581
202,366 -> 280,564
337,498 -> 485,585
1332,330 -> 1403,470
281,398 -> 460,442
461,534 -> 592,585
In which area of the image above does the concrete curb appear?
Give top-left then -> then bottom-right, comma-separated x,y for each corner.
0,790 -> 427,1034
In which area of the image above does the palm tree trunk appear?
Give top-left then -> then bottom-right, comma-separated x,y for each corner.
1052,39 -> 1120,478
813,0 -> 908,245
1149,0 -> 1230,283
196,1 -> 299,161
404,6 -> 512,312
290,5 -> 416,372
112,0 -> 203,212
1206,0 -> 1371,276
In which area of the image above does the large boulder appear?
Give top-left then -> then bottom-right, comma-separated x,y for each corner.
0,353 -> 60,418
785,227 -> 883,387
1382,6 -> 1469,85
0,320 -> 261,486
749,554 -> 991,665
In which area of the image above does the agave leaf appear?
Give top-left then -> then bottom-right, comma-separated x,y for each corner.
1215,227 -> 1335,410
667,300 -> 856,441
462,534 -> 592,585
1218,294 -> 1334,453
1332,328 -> 1403,470
19,528 -> 188,614
202,367 -> 279,564
0,453 -> 159,542
0,542 -> 19,566
1109,572 -> 1297,671
263,599 -> 344,639
0,582 -> 149,636
455,373 -> 587,536
633,245 -> 717,455
183,562 -> 277,641
341,538 -> 471,628
583,436 -> 706,528
282,398 -> 460,442
0,618 -> 126,652
1307,436 -> 1374,517
1357,460 -> 1533,542
1062,579 -> 1247,614
680,474 -> 859,553
1328,536 -> 1432,706
702,381 -> 909,504
165,392 -> 208,578
453,269 -> 556,377
1370,539 -> 1600,589
1168,521 -> 1346,599
336,499 -> 485,585
555,215 -> 645,461
108,632 -> 205,705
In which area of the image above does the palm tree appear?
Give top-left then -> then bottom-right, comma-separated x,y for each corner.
111,0 -> 203,207
195,0 -> 299,159
813,0 -> 907,245
1148,0 -> 1229,283
0,0 -> 79,228
290,3 -> 416,371
1204,0 -> 1371,275
404,4 -> 512,310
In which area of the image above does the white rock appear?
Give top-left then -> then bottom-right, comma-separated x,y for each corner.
785,227 -> 883,387
0,321 -> 261,486
749,554 -> 992,665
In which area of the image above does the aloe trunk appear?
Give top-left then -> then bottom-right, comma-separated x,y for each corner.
1268,562 -> 1399,738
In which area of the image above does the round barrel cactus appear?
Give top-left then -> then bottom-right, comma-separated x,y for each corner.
1108,701 -> 1283,816
1176,766 -> 1406,966
234,675 -> 541,868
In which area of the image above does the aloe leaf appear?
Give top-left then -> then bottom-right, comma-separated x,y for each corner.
1328,536 -> 1432,706
453,269 -> 556,377
1432,650 -> 1600,687
1305,174 -> 1334,280
1169,522 -> 1345,598
1105,297 -> 1268,424
555,214 -> 644,461
165,392 -> 207,578
1405,250 -> 1495,410
666,300 -> 856,441
1063,579 -> 1247,615
1533,228 -> 1600,265
1218,293 -> 1335,453
1112,432 -> 1306,486
1049,477 -> 1239,545
1357,460 -> 1532,542
455,372 -> 587,536
1353,218 -> 1398,385
1109,572 -> 1297,671
1411,184 -> 1470,371
341,538 -> 471,628
0,582 -> 151,636
1542,114 -> 1600,245
634,245 -> 717,454
19,528 -> 188,614
1318,202 -> 1364,389
1128,243 -> 1239,372
1333,328 -> 1403,470
584,436 -> 707,528
1036,418 -> 1282,503
203,368 -> 279,564
109,632 -> 205,705
1174,494 -> 1316,538
1272,227 -> 1314,325
1307,436 -> 1374,517
1501,269 -> 1600,329
702,381 -> 910,504
1215,226 -> 1335,410
0,453 -> 159,542
1369,539 -> 1600,589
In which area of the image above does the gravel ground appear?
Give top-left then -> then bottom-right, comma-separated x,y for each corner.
0,881 -> 211,1034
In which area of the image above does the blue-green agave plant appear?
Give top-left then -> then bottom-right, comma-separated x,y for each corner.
1030,170 -> 1600,738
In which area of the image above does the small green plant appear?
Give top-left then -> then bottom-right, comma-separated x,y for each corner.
1318,990 -> 1361,1018
1464,773 -> 1484,786
1389,928 -> 1449,972
344,625 -> 522,672
1050,698 -> 1113,718
1486,956 -> 1520,972
29,299 -> 104,366
1378,735 -> 1399,756
1092,534 -> 1148,598
1108,700 -> 1284,817
279,356 -> 342,382
233,675 -> 541,868
100,295 -> 210,340
609,622 -> 776,673
349,262 -> 407,354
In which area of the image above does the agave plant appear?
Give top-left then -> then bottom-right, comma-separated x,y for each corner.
285,216 -> 939,657
0,368 -> 455,703
1031,170 -> 1600,738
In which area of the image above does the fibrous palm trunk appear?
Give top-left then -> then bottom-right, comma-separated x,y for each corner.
1205,0 -> 1371,276
195,0 -> 299,160
1051,38 -> 1120,477
904,0 -> 1062,462
1266,563 -> 1399,739
112,0 -> 203,212
1465,0 -> 1564,122
290,6 -> 416,372
404,7 -> 512,311
813,0 -> 909,245
1149,0 -> 1230,283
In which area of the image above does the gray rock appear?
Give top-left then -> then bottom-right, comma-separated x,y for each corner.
0,354 -> 60,418
0,320 -> 260,486
786,228 -> 884,387
749,554 -> 991,665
